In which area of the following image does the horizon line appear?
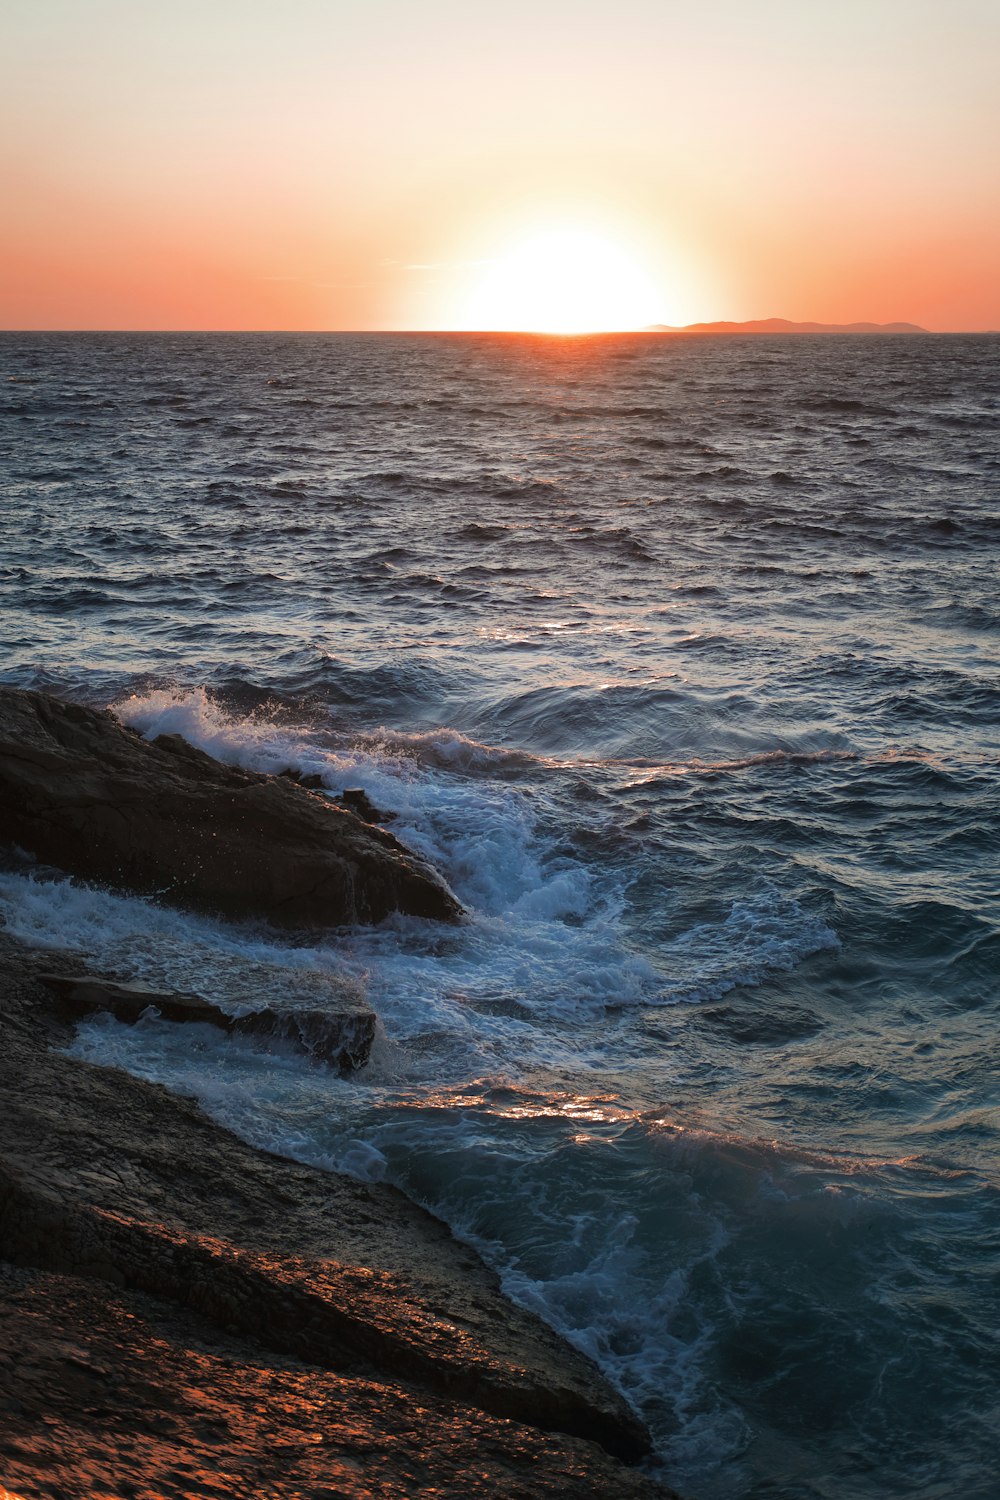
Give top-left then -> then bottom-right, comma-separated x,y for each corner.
1,323 -> 997,336
3,327 -> 997,337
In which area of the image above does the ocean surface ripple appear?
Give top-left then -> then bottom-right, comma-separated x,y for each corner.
2,331 -> 999,1499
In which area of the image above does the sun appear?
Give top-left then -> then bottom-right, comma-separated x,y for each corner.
458,226 -> 662,334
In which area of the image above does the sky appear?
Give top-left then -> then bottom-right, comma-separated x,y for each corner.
2,0 -> 998,331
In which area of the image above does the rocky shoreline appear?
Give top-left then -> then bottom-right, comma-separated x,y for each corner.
0,687 -> 461,928
0,690 -> 678,1499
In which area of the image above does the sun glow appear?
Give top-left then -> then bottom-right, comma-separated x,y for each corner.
458,227 -> 663,333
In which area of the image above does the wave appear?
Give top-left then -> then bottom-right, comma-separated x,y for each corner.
113,684 -> 869,786
919,600 -> 1000,633
101,690 -> 842,1018
652,893 -> 838,1006
796,395 -> 898,417
456,522 -> 511,542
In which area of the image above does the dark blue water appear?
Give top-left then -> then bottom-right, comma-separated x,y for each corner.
2,332 -> 999,1498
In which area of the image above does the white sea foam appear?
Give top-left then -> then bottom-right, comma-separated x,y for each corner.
65,1008 -> 391,1179
0,691 -> 845,1483
115,686 -> 348,778
2,691 -> 840,1046
658,892 -> 839,1006
111,687 -> 648,965
0,869 -> 361,1013
109,689 -> 836,996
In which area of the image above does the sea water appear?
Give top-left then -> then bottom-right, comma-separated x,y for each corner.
1,331 -> 998,1498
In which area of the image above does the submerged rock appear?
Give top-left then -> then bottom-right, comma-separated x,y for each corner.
38,972 -> 376,1072
0,687 -> 461,928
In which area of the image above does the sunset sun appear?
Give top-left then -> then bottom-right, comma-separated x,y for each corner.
459,227 -> 663,333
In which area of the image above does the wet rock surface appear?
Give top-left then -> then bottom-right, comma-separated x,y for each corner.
0,1267 -> 673,1500
334,787 -> 394,824
0,935 -> 676,1498
0,687 -> 461,927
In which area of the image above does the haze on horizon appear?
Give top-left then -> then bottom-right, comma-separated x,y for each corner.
2,0 -> 998,333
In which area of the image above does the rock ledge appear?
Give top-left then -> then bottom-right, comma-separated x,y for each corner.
0,687 -> 461,928
0,935 -> 677,1498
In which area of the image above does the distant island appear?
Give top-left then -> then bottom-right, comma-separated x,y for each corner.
646,317 -> 927,334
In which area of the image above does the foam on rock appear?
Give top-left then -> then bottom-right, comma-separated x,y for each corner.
0,687 -> 462,929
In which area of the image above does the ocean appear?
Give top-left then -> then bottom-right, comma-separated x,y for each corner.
1,330 -> 998,1499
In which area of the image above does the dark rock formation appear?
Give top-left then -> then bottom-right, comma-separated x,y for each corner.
279,766 -> 327,790
0,687 -> 460,928
334,787 -> 393,823
0,1266 -> 673,1499
0,935 -> 675,1496
38,972 -> 376,1072
278,772 -> 394,823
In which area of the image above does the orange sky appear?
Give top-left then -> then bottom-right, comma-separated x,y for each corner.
2,0 -> 998,331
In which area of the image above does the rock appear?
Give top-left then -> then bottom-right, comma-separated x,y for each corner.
239,1004 -> 374,1069
0,687 -> 461,928
0,935 -> 666,1485
278,767 -> 327,790
38,972 -> 376,1072
0,1266 -> 676,1499
335,786 -> 394,823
